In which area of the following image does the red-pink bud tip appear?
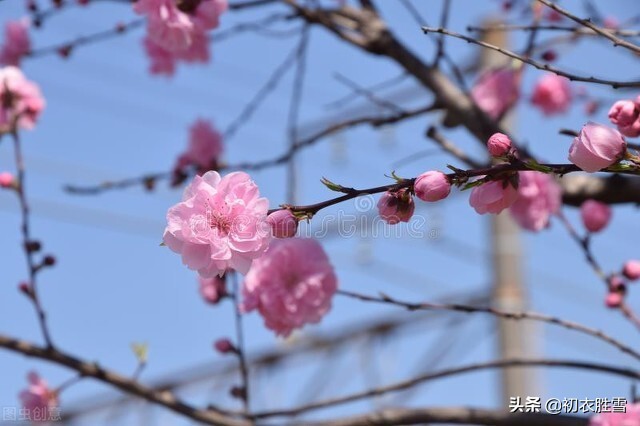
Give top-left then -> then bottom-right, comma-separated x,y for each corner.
214,338 -> 235,354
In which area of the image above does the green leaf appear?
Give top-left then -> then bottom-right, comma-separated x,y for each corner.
320,177 -> 349,193
131,342 -> 149,364
524,159 -> 553,173
461,179 -> 485,191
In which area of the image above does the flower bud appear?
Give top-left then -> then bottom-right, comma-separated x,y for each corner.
199,276 -> 226,304
377,188 -> 414,224
568,122 -> 626,172
0,172 -> 15,189
605,291 -> 623,308
214,338 -> 235,354
266,210 -> 298,238
580,199 -> 611,233
43,255 -> 56,266
623,260 -> 640,281
487,133 -> 512,157
414,171 -> 451,202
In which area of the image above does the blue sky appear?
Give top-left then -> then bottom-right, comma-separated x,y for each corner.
1,0 -> 640,424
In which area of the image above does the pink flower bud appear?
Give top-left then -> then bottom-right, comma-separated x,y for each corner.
623,260 -> 640,281
580,199 -> 612,233
541,50 -> 557,62
605,291 -> 623,308
469,179 -> 519,215
608,100 -> 640,137
486,132 -> 512,157
377,188 -> 415,224
214,338 -> 235,354
568,122 -> 626,172
0,172 -> 14,188
266,210 -> 298,238
531,74 -> 572,116
199,276 -> 226,305
414,171 -> 451,202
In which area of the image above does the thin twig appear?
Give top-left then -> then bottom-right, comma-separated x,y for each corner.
232,272 -> 251,414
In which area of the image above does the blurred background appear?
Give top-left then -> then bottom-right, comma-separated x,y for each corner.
0,0 -> 639,424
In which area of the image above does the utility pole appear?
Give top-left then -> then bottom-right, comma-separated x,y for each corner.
480,19 -> 539,403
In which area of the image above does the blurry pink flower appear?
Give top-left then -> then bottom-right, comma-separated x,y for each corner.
580,199 -> 612,233
604,291 -> 623,308
623,260 -> 640,281
590,402 -> 640,425
177,119 -> 223,171
603,16 -> 619,30
0,20 -> 31,67
143,37 -> 176,76
194,0 -> 228,30
214,338 -> 235,354
377,188 -> 415,224
19,371 -> 58,422
471,67 -> 520,120
531,74 -> 572,115
608,100 -> 640,137
135,0 -> 194,52
509,171 -> 561,232
0,66 -> 45,130
487,132 -> 512,157
163,171 -> 271,276
469,179 -> 519,214
199,275 -> 226,304
0,171 -> 14,188
568,122 -> 626,172
267,209 -> 298,238
173,28 -> 210,63
242,238 -> 338,337
545,9 -> 563,22
414,171 -> 451,202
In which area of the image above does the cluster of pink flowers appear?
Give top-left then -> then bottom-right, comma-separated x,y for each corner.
242,238 -> 338,337
568,122 -> 626,172
471,66 -> 520,120
530,73 -> 572,116
163,171 -> 271,276
0,20 -> 30,67
18,371 -> 58,422
590,402 -> 640,425
134,0 -> 228,76
172,119 -> 223,184
608,96 -> 640,138
0,66 -> 45,131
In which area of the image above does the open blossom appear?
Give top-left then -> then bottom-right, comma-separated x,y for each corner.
590,402 -> 640,425
608,99 -> 640,137
19,371 -> 58,422
568,122 -> 626,172
175,119 -> 223,172
414,171 -> 451,202
377,188 -> 415,224
531,74 -> 572,116
163,171 -> 271,276
471,67 -> 520,120
0,20 -> 30,67
469,179 -> 519,215
0,66 -> 45,131
580,199 -> 611,233
135,0 -> 226,75
242,238 -> 338,337
509,171 -> 561,232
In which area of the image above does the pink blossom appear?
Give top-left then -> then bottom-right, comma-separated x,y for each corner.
173,27 -> 210,63
0,20 -> 31,67
608,100 -> 640,137
623,260 -> 640,281
0,66 -> 45,131
531,74 -> 572,115
199,275 -> 226,304
509,171 -> 561,232
18,371 -> 58,422
487,132 -> 512,157
590,402 -> 640,425
603,16 -> 619,30
471,67 -> 520,120
604,291 -> 623,308
568,122 -> 626,172
580,199 -> 612,233
135,0 -> 195,52
242,238 -> 338,337
143,37 -> 176,76
414,171 -> 451,202
377,188 -> 415,224
0,171 -> 14,188
267,209 -> 298,238
176,119 -> 223,171
194,0 -> 228,30
469,179 -> 519,215
163,171 -> 271,276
